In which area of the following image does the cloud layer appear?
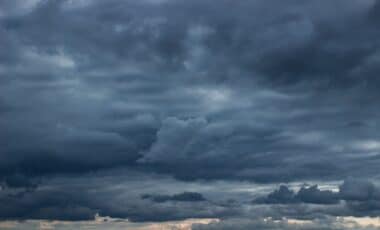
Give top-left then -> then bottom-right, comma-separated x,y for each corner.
1,0 -> 380,225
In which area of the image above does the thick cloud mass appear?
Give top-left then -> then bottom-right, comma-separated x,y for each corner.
141,192 -> 206,203
2,0 -> 380,225
255,179 -> 380,206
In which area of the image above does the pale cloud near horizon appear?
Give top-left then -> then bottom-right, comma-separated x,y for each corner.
2,216 -> 380,230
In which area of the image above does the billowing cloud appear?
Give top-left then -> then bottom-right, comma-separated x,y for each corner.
254,185 -> 339,205
1,0 -> 380,225
2,0 -> 380,182
253,179 -> 380,218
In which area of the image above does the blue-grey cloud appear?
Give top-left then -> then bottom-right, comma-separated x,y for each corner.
141,192 -> 206,203
1,0 -> 380,223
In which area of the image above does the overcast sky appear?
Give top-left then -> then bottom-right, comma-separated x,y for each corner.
2,0 -> 380,229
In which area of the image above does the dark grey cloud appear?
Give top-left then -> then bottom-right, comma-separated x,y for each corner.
1,0 -> 380,182
296,185 -> 339,205
253,179 -> 380,219
1,169 -> 380,224
254,184 -> 339,205
141,192 -> 206,203
254,185 -> 298,204
2,174 -> 38,190
1,0 -> 380,223
0,170 -> 238,222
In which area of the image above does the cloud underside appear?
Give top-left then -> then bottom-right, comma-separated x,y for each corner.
2,0 -> 380,224
2,173 -> 380,224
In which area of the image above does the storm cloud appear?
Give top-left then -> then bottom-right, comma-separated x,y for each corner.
141,192 -> 206,203
1,0 -> 380,227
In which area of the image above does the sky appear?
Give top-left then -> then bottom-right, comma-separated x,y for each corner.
2,0 -> 380,229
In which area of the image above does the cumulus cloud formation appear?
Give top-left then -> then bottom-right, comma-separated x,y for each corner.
255,179 -> 380,206
252,179 -> 380,220
1,0 -> 380,227
254,184 -> 340,205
